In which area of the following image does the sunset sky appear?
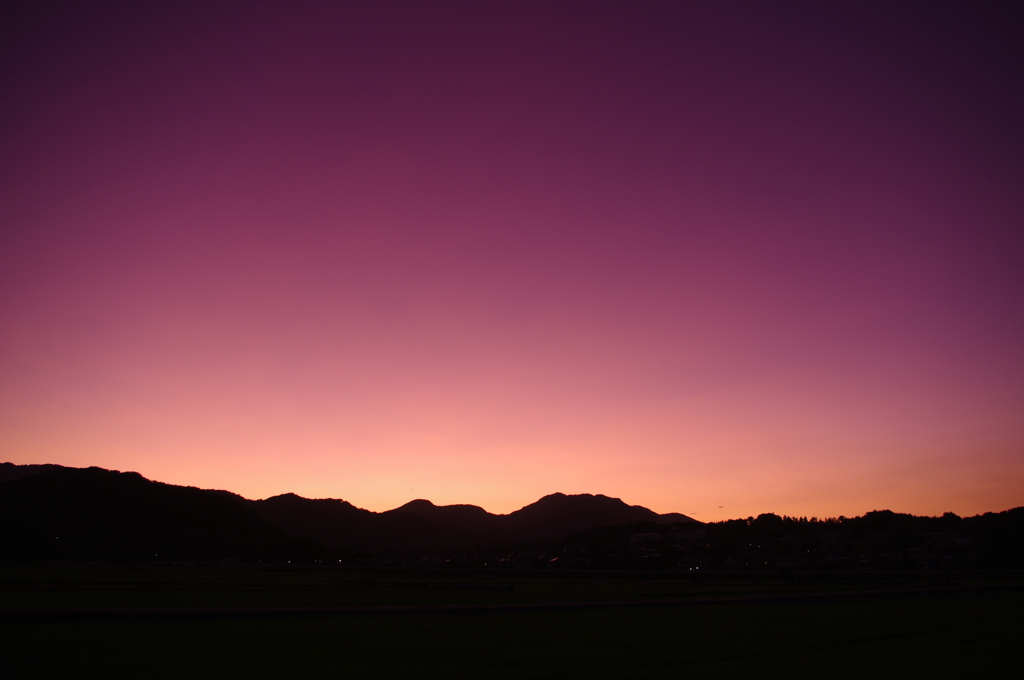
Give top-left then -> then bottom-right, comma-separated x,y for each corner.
2,2 -> 1021,521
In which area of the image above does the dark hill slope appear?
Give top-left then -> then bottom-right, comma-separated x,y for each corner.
250,493 -> 373,547
252,493 -> 695,552
386,499 -> 500,537
0,463 -> 697,558
250,494 -> 480,552
0,461 -> 63,484
0,467 -> 320,561
503,493 -> 696,540
381,494 -> 694,543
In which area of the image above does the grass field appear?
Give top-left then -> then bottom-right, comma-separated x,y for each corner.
2,564 -> 1019,678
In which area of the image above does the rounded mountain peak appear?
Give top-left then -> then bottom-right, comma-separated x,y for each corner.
399,499 -> 436,510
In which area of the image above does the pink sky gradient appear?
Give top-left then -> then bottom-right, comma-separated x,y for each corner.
2,2 -> 1022,520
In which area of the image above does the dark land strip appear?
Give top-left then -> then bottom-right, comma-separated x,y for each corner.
3,584 -> 1016,620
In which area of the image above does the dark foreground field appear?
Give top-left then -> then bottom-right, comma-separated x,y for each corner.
2,564 -> 1020,678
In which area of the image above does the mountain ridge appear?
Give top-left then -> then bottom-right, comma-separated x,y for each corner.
3,463 -> 1022,570
0,462 -> 696,560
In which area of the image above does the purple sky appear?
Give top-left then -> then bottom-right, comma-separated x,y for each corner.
2,2 -> 1021,519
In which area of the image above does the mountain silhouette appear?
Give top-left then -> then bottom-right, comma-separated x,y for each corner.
3,463 -> 1022,568
379,493 -> 698,544
0,462 -> 63,484
387,499 -> 500,536
251,493 -> 481,552
0,465 -> 320,561
503,492 -> 694,540
0,463 -> 695,560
